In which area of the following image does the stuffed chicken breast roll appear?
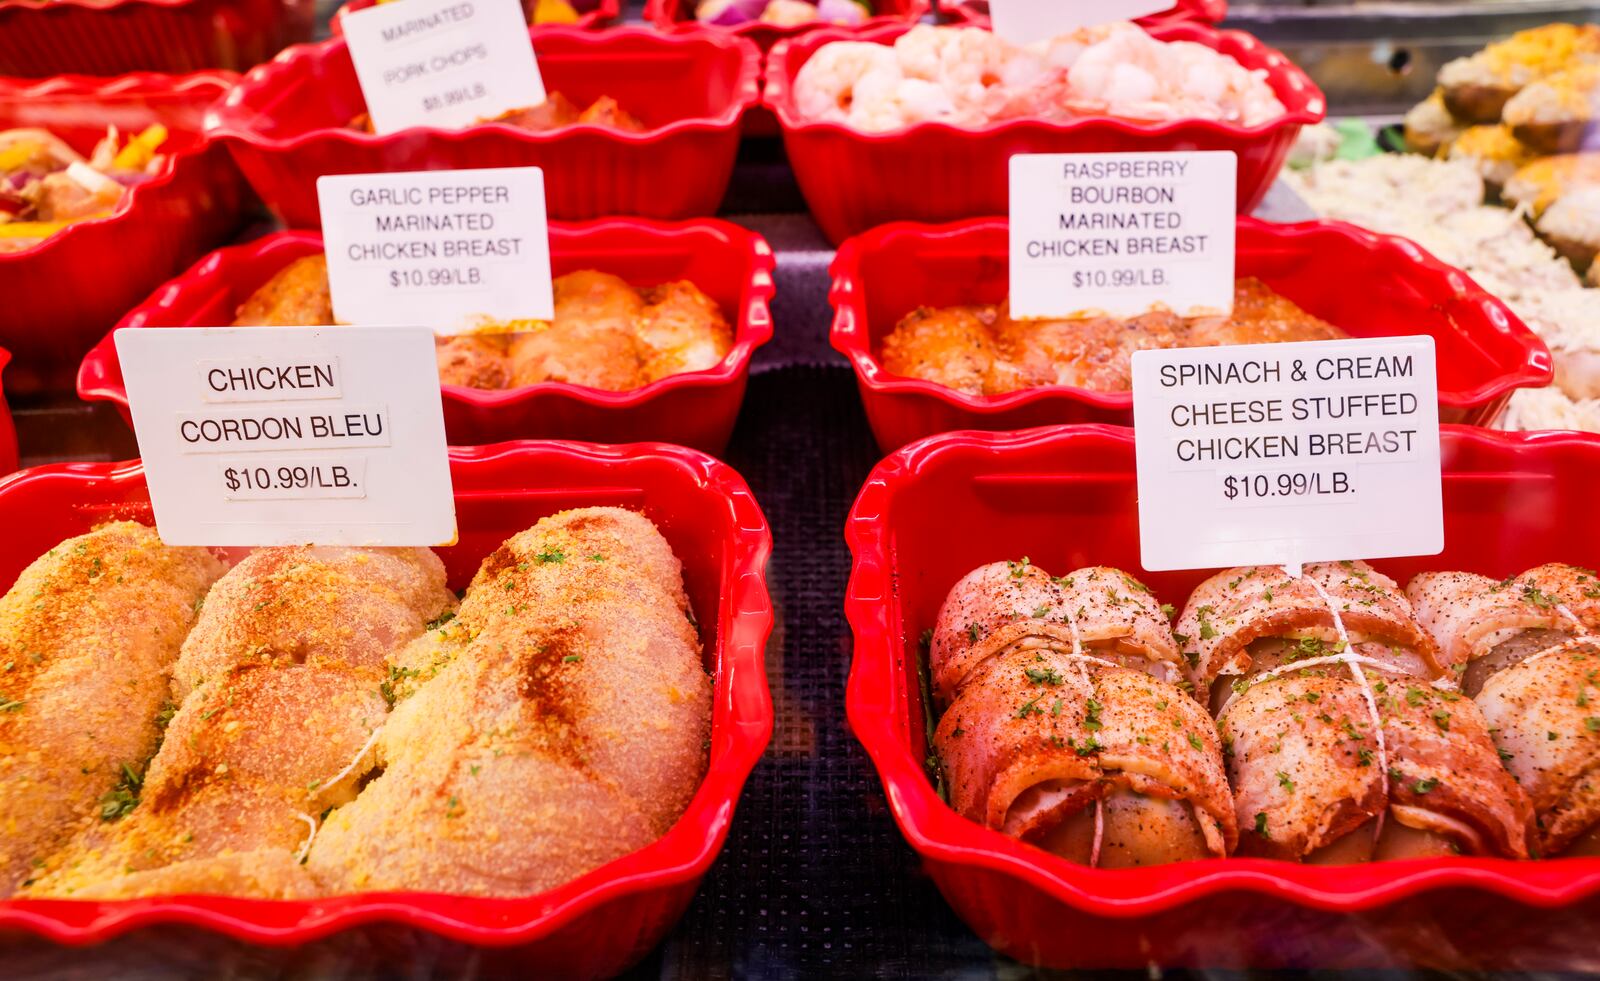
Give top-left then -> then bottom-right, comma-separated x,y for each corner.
306,508 -> 712,896
1223,667 -> 1532,861
1204,563 -> 1531,862
0,523 -> 224,895
25,546 -> 453,899
1407,570 -> 1580,694
931,561 -> 1233,867
1177,561 -> 1440,701
1476,638 -> 1600,856
931,560 -> 1183,705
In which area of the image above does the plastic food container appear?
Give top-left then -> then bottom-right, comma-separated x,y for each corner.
0,73 -> 250,397
205,26 -> 762,228
766,20 -> 1325,244
830,217 -> 1552,451
0,347 -> 15,477
0,0 -> 314,77
78,219 -> 775,454
844,422 -> 1600,971
331,0 -> 619,35
644,0 -> 930,53
943,0 -> 1226,30
0,438 -> 774,978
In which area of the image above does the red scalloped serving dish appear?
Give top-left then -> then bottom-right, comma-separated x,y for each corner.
766,20 -> 1325,245
78,219 -> 775,453
844,422 -> 1600,971
0,0 -> 313,76
0,348 -> 15,477
645,0 -> 929,53
330,0 -> 619,36
205,26 -> 762,228
831,217 -> 1552,451
0,73 -> 249,397
943,0 -> 1226,30
0,439 -> 774,977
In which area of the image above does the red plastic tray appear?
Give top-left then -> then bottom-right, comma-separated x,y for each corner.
766,20 -> 1325,245
943,0 -> 1226,30
78,219 -> 775,454
0,73 -> 250,397
0,0 -> 313,77
831,217 -> 1552,451
844,423 -> 1600,970
205,26 -> 762,228
0,347 -> 15,477
330,0 -> 619,36
0,439 -> 774,977
645,0 -> 929,53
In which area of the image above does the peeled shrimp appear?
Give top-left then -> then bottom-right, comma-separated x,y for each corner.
793,42 -> 903,125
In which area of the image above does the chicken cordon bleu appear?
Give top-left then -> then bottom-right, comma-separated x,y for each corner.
0,523 -> 224,895
2,509 -> 714,900
879,278 -> 1346,396
306,507 -> 712,895
25,546 -> 455,899
231,256 -> 734,393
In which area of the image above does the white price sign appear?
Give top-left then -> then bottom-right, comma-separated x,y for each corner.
1009,151 -> 1236,320
343,0 -> 544,134
988,0 -> 1173,45
116,325 -> 457,547
1132,336 -> 1443,572
318,167 -> 554,332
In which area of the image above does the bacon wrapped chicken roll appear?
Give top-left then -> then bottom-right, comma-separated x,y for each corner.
931,561 -> 1234,867
1408,563 -> 1600,856
0,523 -> 224,895
1196,563 -> 1531,862
26,546 -> 454,899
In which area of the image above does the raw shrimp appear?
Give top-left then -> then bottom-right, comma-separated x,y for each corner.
1064,23 -> 1284,125
793,42 -> 903,125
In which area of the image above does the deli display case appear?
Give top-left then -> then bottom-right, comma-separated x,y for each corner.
4,0 -> 1600,977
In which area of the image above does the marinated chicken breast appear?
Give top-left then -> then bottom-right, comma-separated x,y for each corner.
0,523 -> 224,895
878,278 -> 1346,396
306,508 -> 712,896
231,258 -> 732,393
231,255 -> 335,327
25,547 -> 453,899
879,306 -> 1020,397
1475,639 -> 1600,856
635,280 -> 735,383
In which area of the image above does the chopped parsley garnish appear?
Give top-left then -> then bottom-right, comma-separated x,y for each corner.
1254,812 -> 1269,839
1015,695 -> 1045,719
562,654 -> 582,664
1196,605 -> 1217,641
99,763 -> 144,822
535,549 -> 566,565
1586,717 -> 1600,732
1007,557 -> 1032,579
1075,736 -> 1103,757
1024,666 -> 1063,686
1432,710 -> 1451,732
1084,698 -> 1103,731
1413,778 -> 1439,795
1276,771 -> 1295,793
426,610 -> 456,631
1159,603 -> 1176,619
0,693 -> 23,713
1186,731 -> 1203,750
1405,686 -> 1425,707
